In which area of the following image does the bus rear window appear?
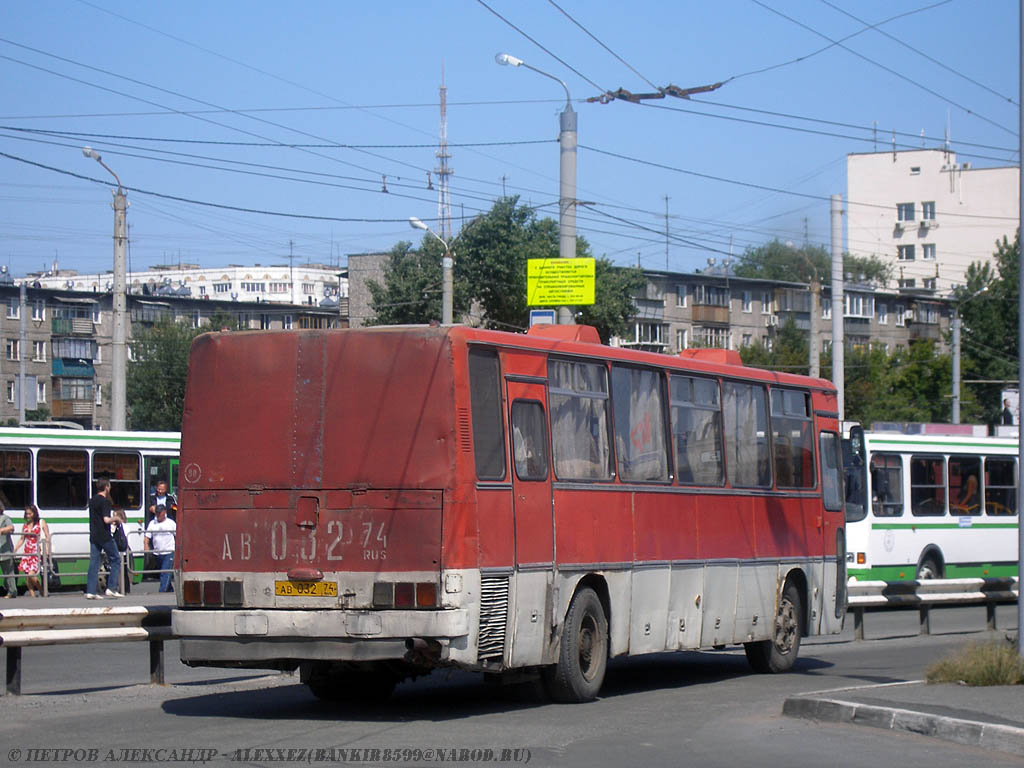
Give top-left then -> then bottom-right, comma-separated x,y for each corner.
468,348 -> 506,481
870,453 -> 902,517
985,457 -> 1017,516
549,359 -> 612,481
723,381 -> 770,488
771,389 -> 814,489
670,375 -> 724,486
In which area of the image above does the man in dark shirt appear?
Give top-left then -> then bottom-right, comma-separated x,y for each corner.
85,477 -> 122,599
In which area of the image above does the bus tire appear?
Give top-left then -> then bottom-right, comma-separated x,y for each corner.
542,587 -> 608,703
744,580 -> 802,674
917,556 -> 941,580
305,662 -> 396,704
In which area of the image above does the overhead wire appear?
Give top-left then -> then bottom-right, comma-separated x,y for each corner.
747,0 -> 1017,137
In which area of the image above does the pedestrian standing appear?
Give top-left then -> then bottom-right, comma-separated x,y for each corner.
145,503 -> 176,592
85,478 -> 122,599
0,503 -> 16,598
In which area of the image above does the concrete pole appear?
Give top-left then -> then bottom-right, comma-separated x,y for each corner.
951,314 -> 961,424
558,104 -> 578,326
18,284 -> 26,424
830,194 -> 845,421
809,278 -> 820,378
111,187 -> 128,431
441,247 -> 454,326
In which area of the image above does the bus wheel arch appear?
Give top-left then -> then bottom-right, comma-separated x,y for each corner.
916,548 -> 944,580
744,570 -> 805,674
543,577 -> 610,703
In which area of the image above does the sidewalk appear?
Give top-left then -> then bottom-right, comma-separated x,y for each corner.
1,581 -> 176,610
784,680 -> 1024,757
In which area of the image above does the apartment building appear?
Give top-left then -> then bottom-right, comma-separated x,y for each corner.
847,149 -> 1018,294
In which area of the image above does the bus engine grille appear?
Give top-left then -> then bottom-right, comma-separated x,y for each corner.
477,574 -> 510,663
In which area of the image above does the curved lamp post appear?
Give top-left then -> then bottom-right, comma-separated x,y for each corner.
496,52 -> 576,326
409,217 -> 453,325
82,146 -> 127,431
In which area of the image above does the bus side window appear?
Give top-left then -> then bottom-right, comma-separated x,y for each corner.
948,456 -> 981,516
870,453 -> 902,517
910,455 -> 945,516
510,400 -> 548,481
985,457 -> 1017,516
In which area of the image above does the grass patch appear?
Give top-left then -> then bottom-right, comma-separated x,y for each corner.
926,639 -> 1024,686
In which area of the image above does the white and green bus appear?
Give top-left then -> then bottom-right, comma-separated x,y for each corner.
0,427 -> 180,583
844,426 -> 1018,581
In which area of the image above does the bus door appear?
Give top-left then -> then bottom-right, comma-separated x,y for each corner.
505,378 -> 554,666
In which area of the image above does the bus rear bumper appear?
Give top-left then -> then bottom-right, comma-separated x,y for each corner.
173,608 -> 470,665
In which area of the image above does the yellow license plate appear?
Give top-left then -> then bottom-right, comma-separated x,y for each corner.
274,580 -> 338,597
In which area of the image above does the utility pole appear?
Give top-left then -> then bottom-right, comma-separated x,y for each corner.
952,314 -> 961,423
664,195 -> 670,270
830,194 -> 844,421
18,283 -> 26,424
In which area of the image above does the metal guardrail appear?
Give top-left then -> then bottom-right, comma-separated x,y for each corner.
846,577 -> 1019,640
0,605 -> 172,695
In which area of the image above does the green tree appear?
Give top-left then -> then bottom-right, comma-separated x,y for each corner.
366,239 -> 469,326
736,238 -> 891,287
739,316 -> 808,375
958,233 -> 1019,424
127,320 -> 207,431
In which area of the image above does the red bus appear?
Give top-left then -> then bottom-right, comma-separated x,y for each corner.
172,323 -> 846,703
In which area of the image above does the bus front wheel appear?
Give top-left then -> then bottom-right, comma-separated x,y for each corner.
543,587 -> 609,703
916,556 -> 941,580
745,581 -> 802,674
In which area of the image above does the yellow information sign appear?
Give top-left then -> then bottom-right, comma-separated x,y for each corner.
527,258 -> 595,306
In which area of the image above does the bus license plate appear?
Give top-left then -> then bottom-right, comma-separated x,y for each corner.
274,580 -> 338,597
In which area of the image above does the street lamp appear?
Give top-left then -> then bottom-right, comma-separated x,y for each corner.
82,146 -> 128,432
951,286 -> 988,424
409,217 -> 454,325
496,52 -> 577,326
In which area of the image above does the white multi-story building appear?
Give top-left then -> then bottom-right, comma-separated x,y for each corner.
847,149 -> 1018,293
30,262 -> 348,306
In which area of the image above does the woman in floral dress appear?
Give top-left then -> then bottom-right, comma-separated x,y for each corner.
14,505 -> 49,597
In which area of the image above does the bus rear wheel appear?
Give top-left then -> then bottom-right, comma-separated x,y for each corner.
543,587 -> 608,703
745,581 -> 802,674
916,556 -> 941,580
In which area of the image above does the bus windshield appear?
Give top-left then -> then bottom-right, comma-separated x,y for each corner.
842,426 -> 867,523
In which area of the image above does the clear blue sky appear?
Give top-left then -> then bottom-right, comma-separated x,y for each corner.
1,0 -> 1018,279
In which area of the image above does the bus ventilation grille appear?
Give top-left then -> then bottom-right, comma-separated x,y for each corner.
457,408 -> 473,453
477,574 -> 510,663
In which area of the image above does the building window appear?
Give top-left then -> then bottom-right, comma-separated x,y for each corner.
822,302 -> 831,320
283,314 -> 293,330
693,285 -> 728,307
191,311 -> 201,329
898,245 -> 915,261
923,278 -> 936,290
36,381 -> 45,404
5,382 -> 12,404
922,243 -> 936,260
6,340 -> 18,362
910,166 -> 921,175
922,201 -> 936,220
741,333 -> 752,346
237,313 -> 251,329
696,326 -> 730,349
52,338 -> 97,360
920,304 -> 938,323
260,314 -> 272,330
92,307 -> 101,323
878,303 -> 888,325
302,282 -> 316,295
631,322 -> 666,346
676,328 -> 687,351
899,278 -> 916,289
269,282 -> 289,294
845,294 -> 873,318
742,291 -> 752,313
897,202 -> 915,221
32,341 -> 45,362
213,283 -> 231,294
31,302 -> 44,321
761,291 -> 772,312
198,286 -> 207,296
95,383 -> 102,406
241,282 -> 265,293
6,299 -> 18,320
895,303 -> 906,327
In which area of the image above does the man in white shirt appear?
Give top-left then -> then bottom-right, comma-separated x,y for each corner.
144,504 -> 176,592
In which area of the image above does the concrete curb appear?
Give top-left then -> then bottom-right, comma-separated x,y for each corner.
783,696 -> 1024,757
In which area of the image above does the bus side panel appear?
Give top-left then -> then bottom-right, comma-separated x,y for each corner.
553,488 -> 632,567
475,488 -> 514,568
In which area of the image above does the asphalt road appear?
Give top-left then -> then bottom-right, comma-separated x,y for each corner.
0,604 -> 1021,768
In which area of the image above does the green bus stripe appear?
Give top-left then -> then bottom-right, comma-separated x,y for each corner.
868,437 -> 1016,450
0,430 -> 179,445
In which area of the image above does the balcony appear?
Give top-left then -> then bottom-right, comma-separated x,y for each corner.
691,305 -> 729,324
51,398 -> 94,418
51,317 -> 95,335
